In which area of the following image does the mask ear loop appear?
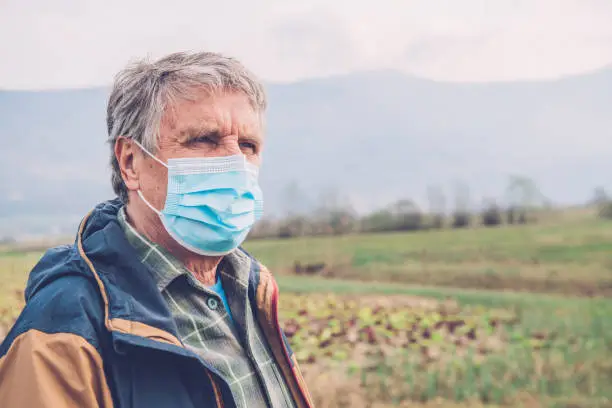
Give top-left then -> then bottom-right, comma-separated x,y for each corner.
132,139 -> 167,214
133,140 -> 169,168
137,190 -> 163,216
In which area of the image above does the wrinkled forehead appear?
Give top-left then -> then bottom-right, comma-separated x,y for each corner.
159,88 -> 264,141
172,85 -> 264,111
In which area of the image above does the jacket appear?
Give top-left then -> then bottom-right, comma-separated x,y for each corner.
0,199 -> 313,408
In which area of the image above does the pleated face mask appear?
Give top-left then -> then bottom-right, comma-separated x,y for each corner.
134,141 -> 263,256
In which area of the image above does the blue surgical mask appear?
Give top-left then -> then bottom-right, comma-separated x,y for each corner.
134,141 -> 263,256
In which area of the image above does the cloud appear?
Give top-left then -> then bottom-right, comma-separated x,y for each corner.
397,0 -> 612,81
1,0 -> 611,89
265,10 -> 360,81
7,191 -> 24,202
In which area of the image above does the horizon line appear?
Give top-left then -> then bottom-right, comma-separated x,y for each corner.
1,63 -> 610,93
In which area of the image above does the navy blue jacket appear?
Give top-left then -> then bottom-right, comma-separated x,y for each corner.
0,199 -> 313,408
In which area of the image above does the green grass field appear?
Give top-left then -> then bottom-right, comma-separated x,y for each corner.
1,213 -> 611,407
245,215 -> 612,297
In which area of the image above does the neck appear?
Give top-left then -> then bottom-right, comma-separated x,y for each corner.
125,201 -> 222,286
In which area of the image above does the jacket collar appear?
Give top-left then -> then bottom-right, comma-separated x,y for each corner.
75,199 -> 312,408
75,199 -> 263,346
76,198 -> 183,345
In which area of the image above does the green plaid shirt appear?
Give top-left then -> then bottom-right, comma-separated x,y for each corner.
117,207 -> 295,408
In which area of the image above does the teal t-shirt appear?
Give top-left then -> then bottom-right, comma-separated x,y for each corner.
210,276 -> 235,326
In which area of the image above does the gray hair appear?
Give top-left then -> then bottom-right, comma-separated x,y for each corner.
107,51 -> 267,203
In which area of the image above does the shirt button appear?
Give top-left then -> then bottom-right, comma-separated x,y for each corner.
207,297 -> 219,310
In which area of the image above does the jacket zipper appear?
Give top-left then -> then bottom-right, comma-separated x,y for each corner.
269,279 -> 313,408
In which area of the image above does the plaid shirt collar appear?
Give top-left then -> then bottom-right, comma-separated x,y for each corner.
116,206 -> 249,291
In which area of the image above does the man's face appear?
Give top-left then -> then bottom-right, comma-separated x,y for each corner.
136,89 -> 264,213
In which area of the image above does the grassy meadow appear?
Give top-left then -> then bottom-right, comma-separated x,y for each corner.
248,212 -> 612,297
1,209 -> 611,407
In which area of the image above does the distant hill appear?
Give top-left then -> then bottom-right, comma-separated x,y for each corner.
1,67 -> 611,237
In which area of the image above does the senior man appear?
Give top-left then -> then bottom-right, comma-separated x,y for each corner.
0,52 -> 313,408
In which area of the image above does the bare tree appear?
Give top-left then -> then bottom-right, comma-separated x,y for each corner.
592,187 -> 612,219
390,199 -> 423,231
427,185 -> 446,229
592,187 -> 609,207
281,181 -> 310,217
314,187 -> 357,235
505,175 -> 545,224
481,198 -> 503,227
452,181 -> 471,228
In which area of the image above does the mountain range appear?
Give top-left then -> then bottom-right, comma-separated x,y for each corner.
1,66 -> 611,238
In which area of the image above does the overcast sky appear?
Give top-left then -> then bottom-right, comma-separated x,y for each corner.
1,0 -> 612,90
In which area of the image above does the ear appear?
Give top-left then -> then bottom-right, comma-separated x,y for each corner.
115,136 -> 140,192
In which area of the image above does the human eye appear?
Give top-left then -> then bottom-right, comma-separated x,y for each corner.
239,141 -> 257,154
195,135 -> 217,144
187,132 -> 219,147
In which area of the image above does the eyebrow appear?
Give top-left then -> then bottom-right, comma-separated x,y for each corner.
178,124 -> 263,144
177,125 -> 221,144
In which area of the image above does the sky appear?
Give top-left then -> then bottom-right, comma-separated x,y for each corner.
1,0 -> 612,90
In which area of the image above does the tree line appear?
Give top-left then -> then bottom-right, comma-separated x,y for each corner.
249,176 -> 553,239
249,202 -> 535,239
592,187 -> 612,220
